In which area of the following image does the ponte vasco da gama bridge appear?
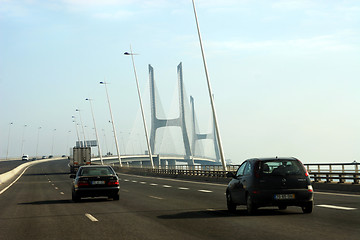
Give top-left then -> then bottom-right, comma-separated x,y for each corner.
100,62 -> 221,168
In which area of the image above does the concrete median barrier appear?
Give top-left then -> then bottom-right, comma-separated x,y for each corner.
0,158 -> 64,185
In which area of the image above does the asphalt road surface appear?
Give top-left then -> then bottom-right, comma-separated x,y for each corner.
0,159 -> 359,240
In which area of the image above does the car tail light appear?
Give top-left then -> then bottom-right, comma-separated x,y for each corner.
297,159 -> 310,177
108,180 -> 119,186
307,185 -> 313,192
78,180 -> 89,186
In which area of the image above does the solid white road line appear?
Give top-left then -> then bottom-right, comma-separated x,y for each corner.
316,204 -> 357,211
85,213 -> 99,222
0,166 -> 31,195
149,196 -> 163,200
198,190 -> 213,193
315,191 -> 360,198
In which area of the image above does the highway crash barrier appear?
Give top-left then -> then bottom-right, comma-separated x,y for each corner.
0,158 -> 64,185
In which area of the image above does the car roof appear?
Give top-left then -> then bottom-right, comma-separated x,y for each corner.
79,165 -> 112,168
246,157 -> 299,162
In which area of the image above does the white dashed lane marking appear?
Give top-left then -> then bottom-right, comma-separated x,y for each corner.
140,182 -> 147,184
198,190 -> 213,193
149,196 -> 163,200
316,205 -> 357,211
178,187 -> 189,190
150,183 -> 158,186
85,213 -> 99,222
163,185 -> 172,188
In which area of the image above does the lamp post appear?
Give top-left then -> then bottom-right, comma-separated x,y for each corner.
100,81 -> 122,167
124,47 -> 154,168
6,122 -> 13,160
20,124 -> 28,157
191,0 -> 227,171
72,116 -> 81,146
86,98 -> 103,165
35,127 -> 41,159
76,109 -> 87,147
66,130 -> 71,154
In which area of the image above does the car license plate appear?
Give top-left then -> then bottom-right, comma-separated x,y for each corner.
274,194 -> 295,200
92,181 -> 105,185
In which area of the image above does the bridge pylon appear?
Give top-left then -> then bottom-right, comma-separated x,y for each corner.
149,63 -> 194,165
190,96 -> 220,164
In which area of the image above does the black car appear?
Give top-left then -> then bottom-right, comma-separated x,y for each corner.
226,157 -> 313,214
70,165 -> 120,202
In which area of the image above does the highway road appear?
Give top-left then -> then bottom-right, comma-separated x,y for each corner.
0,159 -> 359,240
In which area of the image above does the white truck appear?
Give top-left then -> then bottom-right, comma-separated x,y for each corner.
69,147 -> 91,173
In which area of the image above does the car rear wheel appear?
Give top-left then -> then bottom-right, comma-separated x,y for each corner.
72,191 -> 80,202
226,192 -> 236,213
112,193 -> 119,201
302,201 -> 313,214
246,194 -> 257,215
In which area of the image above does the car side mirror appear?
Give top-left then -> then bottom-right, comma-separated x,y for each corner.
226,172 -> 236,178
70,174 -> 76,179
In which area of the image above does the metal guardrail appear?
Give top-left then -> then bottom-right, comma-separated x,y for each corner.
114,162 -> 360,184
304,162 -> 359,184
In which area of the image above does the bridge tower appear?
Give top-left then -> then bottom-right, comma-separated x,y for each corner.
190,96 -> 220,163
149,63 -> 194,166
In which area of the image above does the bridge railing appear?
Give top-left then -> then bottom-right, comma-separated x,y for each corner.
304,162 -> 359,184
116,162 -> 360,184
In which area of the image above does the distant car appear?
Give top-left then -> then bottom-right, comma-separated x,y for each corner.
22,155 -> 29,161
31,157 -> 36,161
48,155 -> 53,158
42,156 -> 46,159
61,155 -> 66,157
226,157 -> 314,214
70,165 -> 120,202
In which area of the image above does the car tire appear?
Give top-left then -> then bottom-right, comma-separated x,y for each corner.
246,194 -> 257,215
113,193 -> 119,201
226,192 -> 236,213
72,191 -> 80,202
302,201 -> 313,214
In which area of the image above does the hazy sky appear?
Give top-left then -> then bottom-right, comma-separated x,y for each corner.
1,0 -> 359,164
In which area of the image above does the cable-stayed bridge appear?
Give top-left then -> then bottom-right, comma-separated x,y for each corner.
93,62 -> 221,167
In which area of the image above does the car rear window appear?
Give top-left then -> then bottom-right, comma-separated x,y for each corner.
79,167 -> 113,176
260,160 -> 305,176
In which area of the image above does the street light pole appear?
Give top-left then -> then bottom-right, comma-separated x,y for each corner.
100,81 -> 122,167
72,116 -> 81,146
124,47 -> 154,168
191,0 -> 227,171
86,98 -> 103,165
76,109 -> 87,147
20,124 -> 27,157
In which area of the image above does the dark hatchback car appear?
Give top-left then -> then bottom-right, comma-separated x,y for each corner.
226,157 -> 313,214
70,165 -> 120,202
